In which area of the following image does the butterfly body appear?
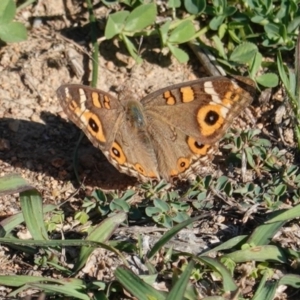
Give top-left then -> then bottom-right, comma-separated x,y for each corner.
57,76 -> 255,182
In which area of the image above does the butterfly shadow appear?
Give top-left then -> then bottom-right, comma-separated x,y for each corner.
0,112 -> 136,191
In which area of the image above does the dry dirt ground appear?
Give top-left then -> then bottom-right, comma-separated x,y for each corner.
0,1 -> 298,299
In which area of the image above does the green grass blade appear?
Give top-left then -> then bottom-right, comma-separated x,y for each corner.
166,260 -> 194,300
115,266 -> 166,300
74,212 -> 127,272
224,245 -> 287,263
30,283 -> 89,300
252,271 -> 277,300
278,274 -> 300,288
147,215 -> 207,260
0,173 -> 34,196
20,190 -> 49,240
247,219 -> 285,246
197,256 -> 237,292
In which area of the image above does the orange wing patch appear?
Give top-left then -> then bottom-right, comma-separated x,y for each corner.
163,91 -> 176,105
180,86 -> 194,103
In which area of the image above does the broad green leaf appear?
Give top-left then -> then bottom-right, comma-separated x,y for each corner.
105,11 -> 129,39
209,15 -> 225,30
230,42 -> 257,63
167,0 -> 181,8
0,22 -> 27,42
110,198 -> 130,212
0,0 -> 15,24
168,20 -> 195,44
184,0 -> 206,14
256,73 -> 278,87
154,199 -> 170,212
168,43 -> 189,63
124,3 -> 156,32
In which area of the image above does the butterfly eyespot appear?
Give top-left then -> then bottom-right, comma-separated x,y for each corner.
135,163 -> 146,176
197,105 -> 224,136
204,110 -> 219,125
110,142 -> 126,165
187,137 -> 211,155
83,112 -> 106,142
89,118 -> 99,132
177,157 -> 190,173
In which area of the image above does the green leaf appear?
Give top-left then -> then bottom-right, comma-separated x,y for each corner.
154,199 -> 170,212
105,11 -> 129,39
159,20 -> 171,45
197,256 -> 238,292
278,274 -> 300,289
168,20 -> 195,44
247,219 -> 285,246
0,21 -> 27,42
121,34 -> 142,63
0,0 -> 16,24
102,0 -> 119,6
168,43 -> 189,63
167,0 -> 181,8
212,35 -> 227,59
0,173 -> 35,196
115,266 -> 166,300
252,271 -> 277,300
124,3 -> 156,32
230,42 -> 257,63
209,15 -> 225,30
225,245 -> 287,263
266,204 -> 300,223
277,51 -> 290,90
249,52 -> 262,78
20,190 -> 49,240
256,73 -> 279,87
166,261 -> 195,300
74,212 -> 127,272
202,235 -> 248,255
30,283 -> 89,300
0,204 -> 56,237
184,0 -> 206,14
147,215 -> 205,259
